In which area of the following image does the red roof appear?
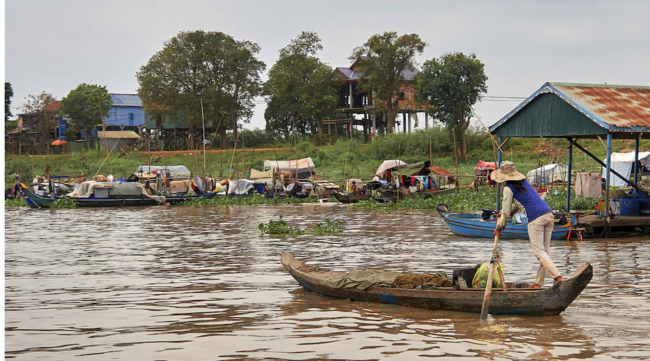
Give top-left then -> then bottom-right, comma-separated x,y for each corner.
44,100 -> 62,112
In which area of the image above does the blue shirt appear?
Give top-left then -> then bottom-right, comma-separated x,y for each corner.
506,180 -> 552,223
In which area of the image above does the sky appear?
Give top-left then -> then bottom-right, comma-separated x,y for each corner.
5,0 -> 650,130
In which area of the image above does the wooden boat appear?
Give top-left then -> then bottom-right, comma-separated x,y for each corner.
281,252 -> 593,316
165,192 -> 217,205
436,203 -> 574,240
24,187 -> 57,208
333,192 -> 371,204
24,189 -> 163,208
374,185 -> 456,203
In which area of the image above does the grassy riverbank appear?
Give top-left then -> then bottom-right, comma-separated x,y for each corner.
6,127 -> 646,196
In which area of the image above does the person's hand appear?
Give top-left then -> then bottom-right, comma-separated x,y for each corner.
493,230 -> 502,238
495,212 -> 502,219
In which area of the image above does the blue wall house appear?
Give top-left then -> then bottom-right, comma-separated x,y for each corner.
104,94 -> 146,131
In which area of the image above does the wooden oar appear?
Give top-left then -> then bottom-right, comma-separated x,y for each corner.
480,230 -> 502,320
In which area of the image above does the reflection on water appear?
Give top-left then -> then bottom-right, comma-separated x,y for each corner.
5,205 -> 650,360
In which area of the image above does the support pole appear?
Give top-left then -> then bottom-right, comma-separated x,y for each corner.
496,137 -> 503,211
408,113 -> 411,133
634,134 -> 641,186
372,111 -> 376,142
349,83 -> 353,109
402,113 -> 407,133
425,113 -> 428,129
605,133 -> 613,218
566,138 -> 573,212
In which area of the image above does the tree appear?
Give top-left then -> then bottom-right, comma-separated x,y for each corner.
350,32 -> 426,134
137,31 -> 264,149
61,84 -> 113,150
21,92 -> 60,153
416,52 -> 487,160
264,31 -> 338,142
5,82 -> 14,121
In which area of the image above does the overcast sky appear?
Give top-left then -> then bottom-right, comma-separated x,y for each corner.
5,0 -> 650,130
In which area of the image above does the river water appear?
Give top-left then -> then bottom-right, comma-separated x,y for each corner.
5,204 -> 650,360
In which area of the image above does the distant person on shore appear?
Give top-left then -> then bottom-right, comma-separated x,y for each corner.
492,161 -> 564,289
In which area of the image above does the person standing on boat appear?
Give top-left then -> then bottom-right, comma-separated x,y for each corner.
492,161 -> 565,289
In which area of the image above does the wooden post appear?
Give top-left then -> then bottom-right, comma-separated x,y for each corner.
371,111 -> 376,142
425,113 -> 429,129
453,132 -> 459,189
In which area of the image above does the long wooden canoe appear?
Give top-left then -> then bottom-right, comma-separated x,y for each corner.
281,252 -> 592,316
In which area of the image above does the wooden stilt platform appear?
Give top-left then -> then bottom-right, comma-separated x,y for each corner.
577,214 -> 650,237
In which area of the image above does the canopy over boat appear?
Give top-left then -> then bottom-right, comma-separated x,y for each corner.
474,161 -> 496,176
264,158 -> 316,180
375,160 -> 408,179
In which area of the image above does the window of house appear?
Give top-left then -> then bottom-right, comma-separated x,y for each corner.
398,92 -> 405,101
129,113 -> 134,120
108,112 -> 116,119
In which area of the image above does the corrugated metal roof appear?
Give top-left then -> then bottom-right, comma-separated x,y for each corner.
110,94 -> 142,107
97,130 -> 142,139
335,62 -> 419,82
490,82 -> 650,133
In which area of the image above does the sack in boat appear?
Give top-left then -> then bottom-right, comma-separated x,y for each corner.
472,263 -> 504,288
393,272 -> 452,289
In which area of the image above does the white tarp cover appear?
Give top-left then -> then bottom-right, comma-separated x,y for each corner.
228,179 -> 255,195
68,181 -> 161,201
526,164 -> 568,186
263,158 -> 315,179
136,165 -> 191,175
375,160 -> 408,179
602,152 -> 650,188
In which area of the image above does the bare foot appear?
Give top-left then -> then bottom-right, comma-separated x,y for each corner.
553,276 -> 565,285
528,283 -> 541,289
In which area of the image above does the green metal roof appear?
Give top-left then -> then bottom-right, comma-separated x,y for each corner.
490,82 -> 650,138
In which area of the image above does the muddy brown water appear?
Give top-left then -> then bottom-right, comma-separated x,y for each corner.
5,205 -> 650,360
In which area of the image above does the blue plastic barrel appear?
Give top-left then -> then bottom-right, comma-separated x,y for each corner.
616,198 -> 640,216
639,199 -> 650,217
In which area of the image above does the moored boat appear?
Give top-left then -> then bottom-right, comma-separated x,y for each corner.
281,251 -> 592,316
333,192 -> 371,203
436,203 -> 574,240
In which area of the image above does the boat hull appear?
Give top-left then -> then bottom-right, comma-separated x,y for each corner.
24,189 -> 163,208
334,193 -> 371,203
281,252 -> 592,316
439,210 -> 572,240
24,188 -> 56,208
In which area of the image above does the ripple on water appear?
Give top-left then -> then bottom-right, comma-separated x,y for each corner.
5,205 -> 650,360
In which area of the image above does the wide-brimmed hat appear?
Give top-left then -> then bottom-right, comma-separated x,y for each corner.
491,161 -> 526,183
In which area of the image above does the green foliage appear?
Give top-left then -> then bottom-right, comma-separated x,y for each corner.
61,84 -> 113,148
137,30 -> 265,148
5,82 -> 13,121
258,215 -> 303,235
264,31 -> 338,139
313,219 -> 345,234
355,188 -> 598,212
351,32 -> 426,133
180,193 -> 317,207
21,92 -> 60,146
416,52 -> 488,159
5,197 -> 28,207
49,198 -> 78,209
